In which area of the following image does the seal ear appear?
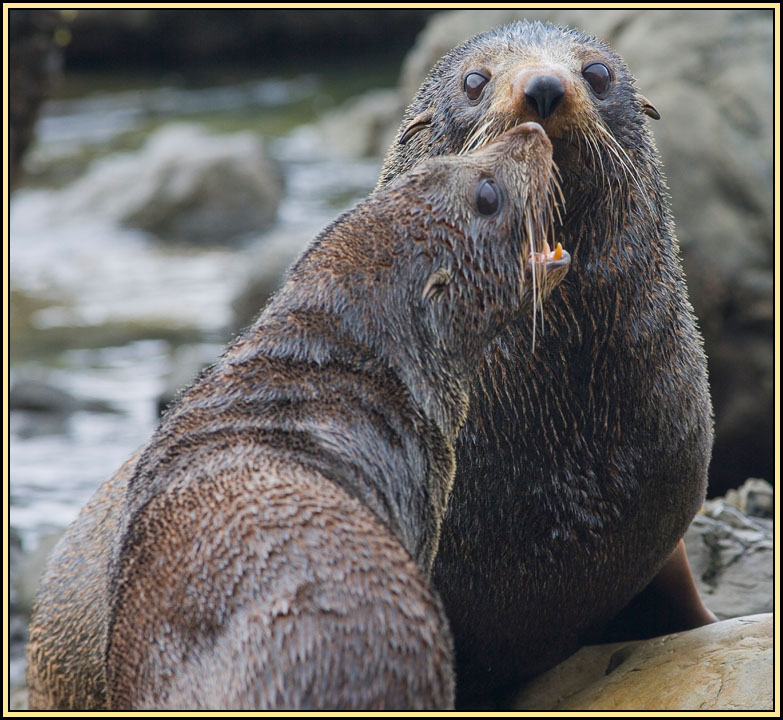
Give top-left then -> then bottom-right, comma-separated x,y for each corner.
639,95 -> 661,120
401,109 -> 434,145
422,268 -> 451,302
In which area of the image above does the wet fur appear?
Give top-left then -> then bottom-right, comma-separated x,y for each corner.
379,21 -> 713,705
28,128 -> 565,710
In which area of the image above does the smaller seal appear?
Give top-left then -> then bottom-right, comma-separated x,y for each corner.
100,123 -> 569,710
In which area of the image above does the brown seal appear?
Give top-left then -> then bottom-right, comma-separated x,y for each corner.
27,124 -> 570,710
378,21 -> 715,706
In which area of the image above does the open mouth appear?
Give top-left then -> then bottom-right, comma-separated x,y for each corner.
529,240 -> 571,273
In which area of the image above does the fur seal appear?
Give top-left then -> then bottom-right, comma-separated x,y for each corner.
377,21 -> 715,705
28,123 -> 570,710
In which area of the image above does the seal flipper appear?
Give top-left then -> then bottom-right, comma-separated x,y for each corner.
596,539 -> 717,642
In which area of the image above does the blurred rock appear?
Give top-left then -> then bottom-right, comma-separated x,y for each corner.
10,379 -> 119,415
59,123 -> 284,243
394,8 -> 774,496
687,498 -> 773,620
514,614 -> 773,711
13,532 -> 64,619
8,9 -> 67,191
314,89 -> 403,160
9,528 -> 25,615
230,228 -> 313,331
9,687 -> 29,712
9,529 -> 63,696
156,343 -> 222,417
722,478 -> 773,519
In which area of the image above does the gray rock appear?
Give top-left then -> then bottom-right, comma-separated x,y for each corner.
59,123 -> 284,243
9,529 -> 63,694
230,228 -> 313,332
156,343 -> 222,417
685,499 -> 773,620
396,8 -> 774,495
9,379 -> 119,415
312,89 -> 403,160
722,477 -> 774,519
13,531 -> 65,618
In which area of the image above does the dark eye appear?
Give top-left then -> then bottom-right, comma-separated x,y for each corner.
476,179 -> 500,216
582,62 -> 612,96
464,71 -> 490,102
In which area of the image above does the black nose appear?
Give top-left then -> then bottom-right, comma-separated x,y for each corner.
524,75 -> 565,120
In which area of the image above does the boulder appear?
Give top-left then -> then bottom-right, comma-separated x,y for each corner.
59,123 -> 284,243
513,614 -> 773,711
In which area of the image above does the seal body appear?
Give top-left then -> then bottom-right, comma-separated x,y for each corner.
379,21 -> 714,705
28,125 -> 567,710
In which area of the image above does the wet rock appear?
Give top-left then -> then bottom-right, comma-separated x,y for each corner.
513,614 -> 773,711
398,8 -> 774,496
59,123 -> 284,243
9,379 -> 119,415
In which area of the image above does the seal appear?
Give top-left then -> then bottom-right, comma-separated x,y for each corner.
28,123 -> 570,710
377,21 -> 715,706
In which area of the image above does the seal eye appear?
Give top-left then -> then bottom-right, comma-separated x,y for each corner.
464,71 -> 490,103
582,62 -> 612,97
476,179 -> 500,216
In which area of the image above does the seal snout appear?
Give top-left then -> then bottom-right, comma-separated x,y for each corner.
501,121 -> 552,160
508,66 -> 573,129
523,74 -> 565,120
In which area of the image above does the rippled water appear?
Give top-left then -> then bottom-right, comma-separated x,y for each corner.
10,73 -> 384,552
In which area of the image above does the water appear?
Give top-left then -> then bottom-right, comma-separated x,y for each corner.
9,73 -> 384,553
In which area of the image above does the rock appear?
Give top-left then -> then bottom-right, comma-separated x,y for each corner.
9,529 -> 64,695
513,614 -> 773,711
313,89 -> 403,160
722,478 -> 774,519
9,378 -> 119,415
13,531 -> 65,618
58,123 -> 284,243
8,528 -> 25,614
397,8 -> 774,496
686,500 -> 773,620
9,687 -> 29,711
156,343 -> 223,417
230,228 -> 313,331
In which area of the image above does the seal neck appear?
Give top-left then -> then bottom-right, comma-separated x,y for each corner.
223,304 -> 461,576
